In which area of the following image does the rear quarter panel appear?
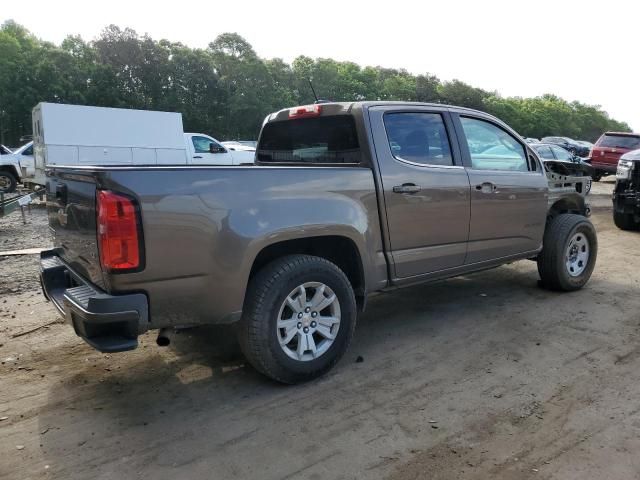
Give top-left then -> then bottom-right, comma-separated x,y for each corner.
99,166 -> 386,328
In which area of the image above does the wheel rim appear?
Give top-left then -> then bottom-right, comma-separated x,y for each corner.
276,282 -> 341,362
565,232 -> 590,277
0,175 -> 10,189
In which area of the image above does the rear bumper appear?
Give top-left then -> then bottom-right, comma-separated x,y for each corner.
39,250 -> 148,353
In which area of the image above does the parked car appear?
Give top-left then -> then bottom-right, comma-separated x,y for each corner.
223,140 -> 258,149
530,142 -> 593,194
540,136 -> 590,158
0,141 -> 33,192
39,101 -> 597,384
221,140 -> 256,152
590,132 -> 640,181
576,140 -> 593,150
612,148 -> 640,230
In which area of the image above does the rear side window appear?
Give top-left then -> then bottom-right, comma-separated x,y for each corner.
383,112 -> 453,166
534,145 -> 554,159
597,134 -> 640,149
257,116 -> 360,164
551,145 -> 572,161
460,117 -> 528,172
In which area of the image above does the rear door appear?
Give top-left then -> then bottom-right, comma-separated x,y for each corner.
453,113 -> 548,264
369,106 -> 470,279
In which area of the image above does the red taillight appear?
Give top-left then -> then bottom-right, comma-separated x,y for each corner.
288,104 -> 322,119
97,190 -> 141,272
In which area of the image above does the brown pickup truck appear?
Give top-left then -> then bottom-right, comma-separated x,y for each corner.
40,102 -> 597,383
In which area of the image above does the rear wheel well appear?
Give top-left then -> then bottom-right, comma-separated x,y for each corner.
0,165 -> 19,178
250,236 -> 365,309
548,196 -> 586,219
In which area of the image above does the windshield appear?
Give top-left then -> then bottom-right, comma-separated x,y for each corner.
597,134 -> 640,149
257,116 -> 360,164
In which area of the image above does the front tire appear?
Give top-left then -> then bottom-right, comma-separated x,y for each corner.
613,211 -> 639,231
537,214 -> 597,291
0,171 -> 17,193
237,254 -> 357,384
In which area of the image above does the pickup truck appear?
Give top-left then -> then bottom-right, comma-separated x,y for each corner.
0,141 -> 33,192
613,148 -> 640,230
39,101 -> 597,384
184,133 -> 254,165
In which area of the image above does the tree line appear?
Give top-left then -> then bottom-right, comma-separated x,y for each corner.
0,20 -> 631,147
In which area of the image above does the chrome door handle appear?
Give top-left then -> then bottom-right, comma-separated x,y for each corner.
193,155 -> 203,159
475,182 -> 497,194
393,183 -> 421,194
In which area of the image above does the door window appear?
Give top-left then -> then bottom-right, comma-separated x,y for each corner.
383,113 -> 453,166
192,136 -> 222,154
22,145 -> 33,156
460,117 -> 528,171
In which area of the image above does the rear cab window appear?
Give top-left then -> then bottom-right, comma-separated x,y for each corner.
257,116 -> 360,164
596,134 -> 640,150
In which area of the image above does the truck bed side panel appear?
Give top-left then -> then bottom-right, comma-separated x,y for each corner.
50,166 -> 387,328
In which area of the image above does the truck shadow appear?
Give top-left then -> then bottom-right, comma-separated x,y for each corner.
37,261 -> 630,479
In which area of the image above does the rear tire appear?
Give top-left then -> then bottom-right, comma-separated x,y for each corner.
537,214 -> 597,291
0,171 -> 17,193
613,211 -> 639,231
237,254 -> 357,384
592,172 -> 602,182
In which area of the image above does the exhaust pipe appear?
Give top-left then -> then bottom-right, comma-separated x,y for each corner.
156,328 -> 171,347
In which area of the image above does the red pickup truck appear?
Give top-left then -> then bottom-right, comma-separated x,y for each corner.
590,132 -> 640,181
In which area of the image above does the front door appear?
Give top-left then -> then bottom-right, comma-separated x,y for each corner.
453,114 -> 548,264
369,106 -> 471,279
189,135 -> 234,165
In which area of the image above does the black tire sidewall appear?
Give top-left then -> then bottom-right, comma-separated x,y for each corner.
555,220 -> 597,290
242,256 -> 357,382
0,172 -> 17,193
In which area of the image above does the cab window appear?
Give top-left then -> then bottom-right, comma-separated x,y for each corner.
460,117 -> 528,172
192,136 -> 222,154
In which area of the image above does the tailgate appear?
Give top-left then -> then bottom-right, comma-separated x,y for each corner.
592,146 -> 625,165
46,169 -> 105,289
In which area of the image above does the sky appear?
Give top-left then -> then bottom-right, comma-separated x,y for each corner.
4,0 -> 638,130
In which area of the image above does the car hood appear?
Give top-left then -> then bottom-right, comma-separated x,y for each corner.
620,149 -> 640,161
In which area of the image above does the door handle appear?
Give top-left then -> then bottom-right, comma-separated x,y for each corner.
475,182 -> 497,194
193,155 -> 203,159
393,183 -> 421,194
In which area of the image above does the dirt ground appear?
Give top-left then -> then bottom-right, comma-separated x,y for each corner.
1,178 -> 640,480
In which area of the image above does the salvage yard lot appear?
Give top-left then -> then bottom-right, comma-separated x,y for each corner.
1,179 -> 639,480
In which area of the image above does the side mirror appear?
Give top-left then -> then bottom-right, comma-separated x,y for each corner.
209,143 -> 226,154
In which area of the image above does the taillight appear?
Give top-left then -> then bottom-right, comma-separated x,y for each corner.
288,104 -> 322,119
97,190 -> 141,272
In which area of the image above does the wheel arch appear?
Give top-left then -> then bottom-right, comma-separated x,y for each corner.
548,194 -> 587,218
0,164 -> 20,179
248,235 -> 367,310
